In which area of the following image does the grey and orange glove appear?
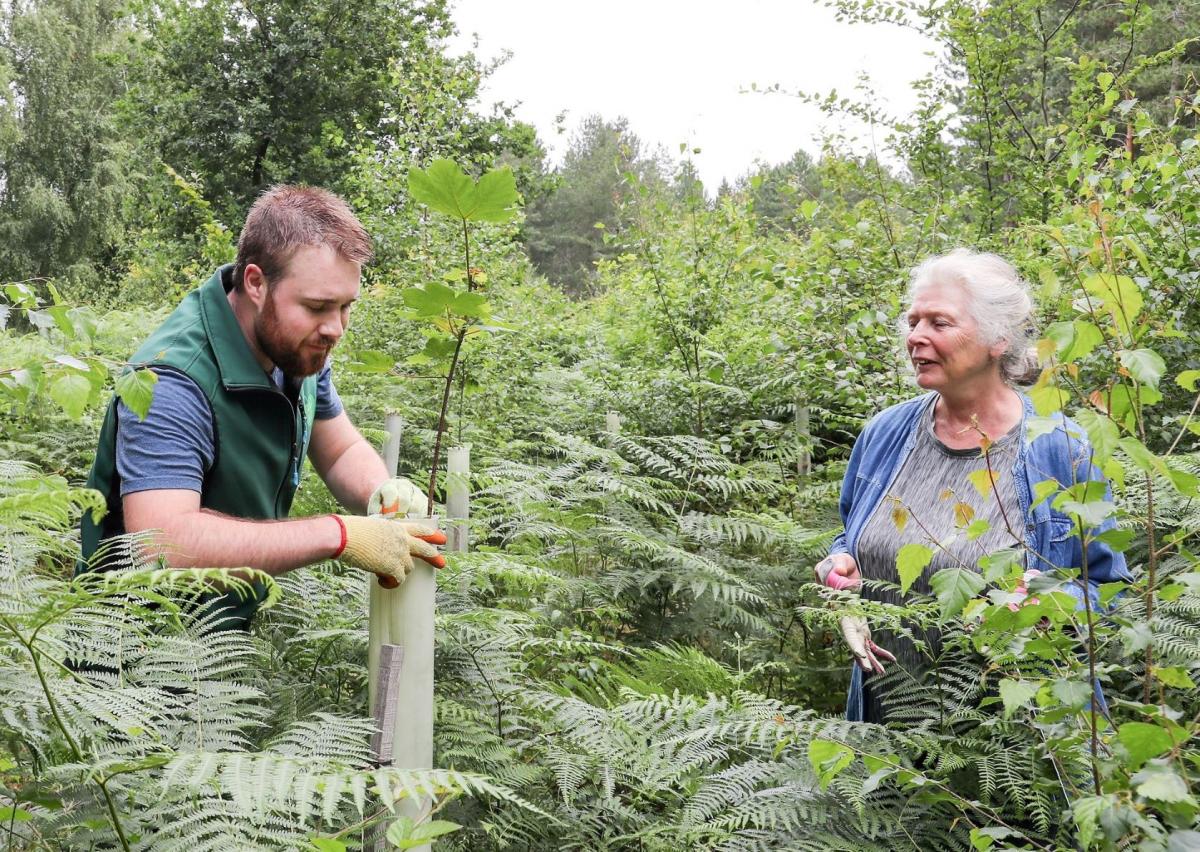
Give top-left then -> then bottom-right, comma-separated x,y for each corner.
367,476 -> 426,518
815,555 -> 895,674
331,515 -> 446,588
839,615 -> 896,675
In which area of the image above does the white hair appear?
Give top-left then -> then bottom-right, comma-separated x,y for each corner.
904,248 -> 1039,386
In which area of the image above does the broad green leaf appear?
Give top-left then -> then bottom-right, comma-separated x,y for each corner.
469,168 -> 519,222
1072,796 -> 1107,849
1177,369 -> 1200,391
965,518 -> 991,541
929,567 -> 986,619
1119,349 -> 1166,389
451,292 -> 489,318
1051,678 -> 1092,708
896,543 -> 933,595
0,806 -> 32,822
1043,320 -> 1103,363
408,160 -> 474,220
1053,480 -> 1114,527
979,548 -> 1021,582
50,372 -> 92,419
1031,479 -> 1060,510
1118,722 -> 1175,769
808,739 -> 854,789
1118,435 -> 1158,473
1030,383 -> 1068,416
1083,273 -> 1143,336
408,159 -> 517,223
115,368 -> 158,421
346,350 -> 396,374
966,468 -> 995,499
1025,415 -> 1061,442
1073,408 -> 1119,460
1154,666 -> 1196,689
998,678 -> 1038,718
1134,768 -> 1193,804
401,283 -> 457,316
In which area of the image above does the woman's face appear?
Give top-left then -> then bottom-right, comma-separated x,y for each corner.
905,282 -> 1004,392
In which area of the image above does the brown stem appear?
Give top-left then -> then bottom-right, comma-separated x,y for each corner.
425,218 -> 473,517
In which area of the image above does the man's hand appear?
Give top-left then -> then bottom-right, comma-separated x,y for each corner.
335,516 -> 446,587
814,553 -> 862,591
368,477 -> 425,518
840,615 -> 896,674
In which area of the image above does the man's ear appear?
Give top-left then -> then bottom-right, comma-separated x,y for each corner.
242,263 -> 269,309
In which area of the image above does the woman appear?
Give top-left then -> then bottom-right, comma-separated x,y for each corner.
817,249 -> 1130,723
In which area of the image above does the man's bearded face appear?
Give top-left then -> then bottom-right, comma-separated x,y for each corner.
255,290 -> 336,378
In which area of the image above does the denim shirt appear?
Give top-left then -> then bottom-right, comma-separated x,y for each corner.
833,392 -> 1131,721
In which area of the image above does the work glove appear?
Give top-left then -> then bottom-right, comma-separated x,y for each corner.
333,515 -> 447,589
840,615 -> 896,675
368,476 -> 426,518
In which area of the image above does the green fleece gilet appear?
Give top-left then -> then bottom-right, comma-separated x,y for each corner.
81,265 -> 317,630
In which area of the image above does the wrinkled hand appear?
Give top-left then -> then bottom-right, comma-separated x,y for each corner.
840,615 -> 896,675
336,515 -> 446,588
368,476 -> 426,518
814,554 -> 862,591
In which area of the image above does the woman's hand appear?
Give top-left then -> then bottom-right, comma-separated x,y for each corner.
814,553 -> 862,591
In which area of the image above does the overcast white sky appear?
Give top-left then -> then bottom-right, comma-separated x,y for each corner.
449,1 -> 941,190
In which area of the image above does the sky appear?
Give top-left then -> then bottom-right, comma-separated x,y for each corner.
448,0 -> 941,190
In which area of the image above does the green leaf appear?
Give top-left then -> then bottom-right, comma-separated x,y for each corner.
469,168 -> 519,222
1030,383 -> 1069,416
896,543 -> 933,595
970,826 -> 1016,851
1118,435 -> 1157,473
387,817 -> 462,848
808,739 -> 854,790
966,468 -> 995,499
979,548 -> 1021,582
1044,320 -> 1103,363
50,372 -> 92,419
1031,478 -> 1060,510
451,292 -> 490,318
1051,678 -> 1092,708
114,368 -> 158,421
929,567 -> 986,619
1134,768 -> 1193,804
1118,722 -> 1175,770
1073,409 -> 1119,460
1154,666 -> 1196,689
998,678 -> 1039,718
346,350 -> 396,374
1072,796 -> 1107,849
0,806 -> 32,822
401,283 -> 457,317
1177,370 -> 1200,391
1025,415 -> 1061,442
308,840 -> 346,852
1119,349 -> 1166,389
1083,273 -> 1143,336
408,159 -> 517,223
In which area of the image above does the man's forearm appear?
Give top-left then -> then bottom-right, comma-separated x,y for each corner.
320,438 -> 389,513
147,510 -> 343,575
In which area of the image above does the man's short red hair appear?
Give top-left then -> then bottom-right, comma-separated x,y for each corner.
233,185 -> 372,289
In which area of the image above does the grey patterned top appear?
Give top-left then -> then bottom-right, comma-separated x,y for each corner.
855,395 -> 1023,722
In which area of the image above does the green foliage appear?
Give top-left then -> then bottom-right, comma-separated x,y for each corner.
5,0 -> 1200,848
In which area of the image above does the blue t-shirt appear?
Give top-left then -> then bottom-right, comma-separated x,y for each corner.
116,363 -> 343,496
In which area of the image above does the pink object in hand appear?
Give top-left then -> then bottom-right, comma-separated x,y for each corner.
825,570 -> 860,591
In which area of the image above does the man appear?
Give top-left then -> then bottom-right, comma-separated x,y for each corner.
80,185 -> 443,630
